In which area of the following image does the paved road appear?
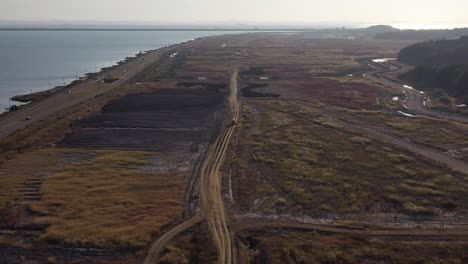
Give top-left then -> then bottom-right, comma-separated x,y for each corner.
366,62 -> 468,124
0,47 -> 174,138
143,69 -> 239,264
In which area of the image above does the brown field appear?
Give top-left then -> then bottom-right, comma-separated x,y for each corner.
237,230 -> 468,264
2,33 -> 467,263
350,111 -> 468,160
227,99 -> 468,217
31,150 -> 186,249
293,79 -> 378,109
60,86 -> 226,152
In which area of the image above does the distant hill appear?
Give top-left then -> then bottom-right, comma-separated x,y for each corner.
398,37 -> 468,103
375,28 -> 468,41
364,25 -> 400,33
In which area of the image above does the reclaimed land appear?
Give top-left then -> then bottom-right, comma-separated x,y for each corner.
0,33 -> 467,263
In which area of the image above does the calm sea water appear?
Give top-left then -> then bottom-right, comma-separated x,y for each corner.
0,30 -> 249,112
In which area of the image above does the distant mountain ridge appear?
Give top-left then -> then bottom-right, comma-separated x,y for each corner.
363,25 -> 400,33
375,28 -> 468,41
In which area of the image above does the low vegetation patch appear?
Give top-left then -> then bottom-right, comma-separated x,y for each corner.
31,150 -> 186,249
251,233 -> 468,264
233,101 -> 468,216
353,111 -> 468,152
0,150 -> 60,209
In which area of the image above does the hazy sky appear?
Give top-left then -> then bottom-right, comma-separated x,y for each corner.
1,0 -> 467,26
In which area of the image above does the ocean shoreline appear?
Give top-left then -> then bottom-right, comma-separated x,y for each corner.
9,50 -> 150,104
0,30 -> 251,114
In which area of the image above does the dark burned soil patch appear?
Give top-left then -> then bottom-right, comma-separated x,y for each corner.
242,83 -> 280,98
177,82 -> 227,91
0,244 -> 137,264
59,88 -> 226,152
241,67 -> 275,75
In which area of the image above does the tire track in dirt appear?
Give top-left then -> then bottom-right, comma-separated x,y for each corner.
232,217 -> 468,241
302,104 -> 468,176
199,68 -> 239,264
143,69 -> 239,264
143,213 -> 205,264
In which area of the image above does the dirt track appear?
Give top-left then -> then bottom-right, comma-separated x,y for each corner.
302,105 -> 468,176
233,216 -> 468,241
143,69 -> 239,264
143,213 -> 205,264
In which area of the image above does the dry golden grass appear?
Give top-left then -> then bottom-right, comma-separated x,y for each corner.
30,150 -> 186,249
0,235 -> 15,246
0,149 -> 60,208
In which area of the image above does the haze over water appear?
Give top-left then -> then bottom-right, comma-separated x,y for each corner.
0,30 -> 248,112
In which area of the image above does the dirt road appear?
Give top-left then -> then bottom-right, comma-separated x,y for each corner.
143,69 -> 239,264
143,213 -> 205,264
303,105 -> 468,176
232,216 -> 468,241
0,46 -> 177,138
199,69 -> 239,264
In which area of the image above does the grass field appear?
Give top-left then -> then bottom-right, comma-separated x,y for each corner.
247,232 -> 468,264
230,100 -> 468,216
352,110 -> 468,153
30,150 -> 186,249
0,149 -> 60,208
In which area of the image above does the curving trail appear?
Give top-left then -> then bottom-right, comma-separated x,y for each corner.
143,69 -> 239,264
143,213 -> 205,264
